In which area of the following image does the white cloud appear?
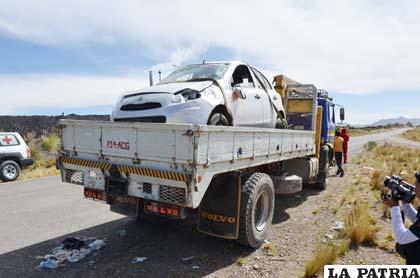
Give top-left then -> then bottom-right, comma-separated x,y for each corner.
1,1 -> 420,94
0,74 -> 148,114
150,43 -> 208,78
1,0 -> 420,124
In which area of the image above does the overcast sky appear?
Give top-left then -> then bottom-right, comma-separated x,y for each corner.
0,0 -> 419,124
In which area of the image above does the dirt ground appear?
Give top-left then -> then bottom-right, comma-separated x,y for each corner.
0,162 -> 402,278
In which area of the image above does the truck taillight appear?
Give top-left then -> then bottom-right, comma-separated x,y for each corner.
26,147 -> 31,158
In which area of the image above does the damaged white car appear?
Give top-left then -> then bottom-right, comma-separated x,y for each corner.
111,61 -> 286,128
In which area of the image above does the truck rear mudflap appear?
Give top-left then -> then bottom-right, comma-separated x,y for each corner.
198,172 -> 241,239
58,155 -> 193,208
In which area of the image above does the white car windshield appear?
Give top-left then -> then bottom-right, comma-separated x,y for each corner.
161,63 -> 229,84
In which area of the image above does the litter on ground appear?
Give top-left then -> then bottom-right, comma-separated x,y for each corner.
37,237 -> 105,269
182,256 -> 194,262
333,221 -> 345,231
89,239 -> 106,250
117,229 -> 127,238
131,257 -> 148,264
39,258 -> 59,269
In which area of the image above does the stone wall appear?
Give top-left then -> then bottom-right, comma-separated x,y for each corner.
0,114 -> 109,137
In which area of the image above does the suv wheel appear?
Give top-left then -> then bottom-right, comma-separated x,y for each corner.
0,161 -> 21,182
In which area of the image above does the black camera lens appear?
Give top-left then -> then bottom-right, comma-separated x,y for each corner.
415,171 -> 420,183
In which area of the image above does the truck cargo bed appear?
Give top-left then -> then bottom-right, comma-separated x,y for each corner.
59,120 -> 316,208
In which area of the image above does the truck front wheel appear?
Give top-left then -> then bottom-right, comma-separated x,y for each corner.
237,173 -> 274,248
314,145 -> 329,190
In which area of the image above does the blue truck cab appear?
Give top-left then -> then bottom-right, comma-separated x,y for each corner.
317,90 -> 344,144
279,84 -> 344,145
273,77 -> 344,145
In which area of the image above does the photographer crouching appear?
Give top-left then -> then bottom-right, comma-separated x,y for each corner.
383,172 -> 420,265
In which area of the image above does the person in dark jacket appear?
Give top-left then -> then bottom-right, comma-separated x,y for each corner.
384,172 -> 420,265
340,128 -> 349,164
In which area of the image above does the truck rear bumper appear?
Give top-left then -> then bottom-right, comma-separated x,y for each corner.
60,156 -> 192,207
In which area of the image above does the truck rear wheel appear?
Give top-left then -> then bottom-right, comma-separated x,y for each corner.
237,173 -> 274,248
0,160 -> 20,182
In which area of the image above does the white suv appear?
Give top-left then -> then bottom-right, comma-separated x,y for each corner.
0,132 -> 33,182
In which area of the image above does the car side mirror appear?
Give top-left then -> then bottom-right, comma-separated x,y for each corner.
339,107 -> 345,122
233,86 -> 246,100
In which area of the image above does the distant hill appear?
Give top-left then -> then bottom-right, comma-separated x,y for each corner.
0,114 -> 109,137
372,117 -> 420,126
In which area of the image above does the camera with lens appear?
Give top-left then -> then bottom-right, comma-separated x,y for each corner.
382,175 -> 416,203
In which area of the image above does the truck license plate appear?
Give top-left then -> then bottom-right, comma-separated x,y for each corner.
144,201 -> 180,219
84,188 -> 106,203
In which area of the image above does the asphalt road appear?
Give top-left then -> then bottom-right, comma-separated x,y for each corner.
0,128 -> 418,277
348,128 -> 420,157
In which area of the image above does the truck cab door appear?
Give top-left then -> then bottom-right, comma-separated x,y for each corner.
230,65 -> 264,127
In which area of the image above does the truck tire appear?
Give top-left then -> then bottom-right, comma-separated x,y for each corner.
0,160 -> 21,182
237,173 -> 275,248
207,112 -> 229,126
314,146 -> 329,190
271,174 -> 302,194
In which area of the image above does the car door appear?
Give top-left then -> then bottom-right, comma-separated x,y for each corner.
230,65 -> 264,127
250,67 -> 278,127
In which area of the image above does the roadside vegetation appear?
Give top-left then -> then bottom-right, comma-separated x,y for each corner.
20,133 -> 60,180
401,127 -> 420,143
349,126 -> 398,137
303,141 -> 419,277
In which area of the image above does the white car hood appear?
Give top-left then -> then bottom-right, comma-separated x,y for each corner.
124,81 -> 214,97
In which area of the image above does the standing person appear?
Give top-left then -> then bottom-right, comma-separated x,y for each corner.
384,172 -> 420,265
334,130 -> 344,177
340,128 -> 349,164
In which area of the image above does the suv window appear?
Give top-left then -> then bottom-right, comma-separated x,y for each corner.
251,67 -> 272,90
0,134 -> 20,146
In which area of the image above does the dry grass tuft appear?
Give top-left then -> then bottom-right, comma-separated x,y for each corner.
235,256 -> 246,266
20,167 -> 59,180
304,240 -> 349,278
364,141 -> 377,151
401,127 -> 420,143
344,202 -> 379,245
349,127 -> 396,137
40,134 -> 59,153
262,242 -> 276,256
369,170 -> 385,191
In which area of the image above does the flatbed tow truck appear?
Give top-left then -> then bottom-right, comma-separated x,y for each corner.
57,79 -> 344,248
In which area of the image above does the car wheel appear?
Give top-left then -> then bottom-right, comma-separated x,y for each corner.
275,117 -> 288,129
207,112 -> 230,126
0,160 -> 21,182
